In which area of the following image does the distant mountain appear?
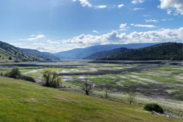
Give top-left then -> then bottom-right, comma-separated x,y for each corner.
84,47 -> 127,59
0,41 -> 40,62
19,48 -> 63,61
100,42 -> 183,60
56,43 -> 157,59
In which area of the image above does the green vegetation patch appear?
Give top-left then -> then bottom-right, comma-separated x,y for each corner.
0,76 -> 181,122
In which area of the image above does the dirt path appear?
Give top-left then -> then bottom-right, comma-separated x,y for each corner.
116,82 -> 123,87
89,68 -> 98,72
130,79 -> 147,85
23,69 -> 42,75
61,69 -> 69,73
62,76 -> 73,81
128,75 -> 161,84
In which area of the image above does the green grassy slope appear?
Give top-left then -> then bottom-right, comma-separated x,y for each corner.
0,77 -> 181,122
0,41 -> 40,62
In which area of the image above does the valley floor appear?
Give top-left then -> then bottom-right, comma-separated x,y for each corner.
0,60 -> 183,118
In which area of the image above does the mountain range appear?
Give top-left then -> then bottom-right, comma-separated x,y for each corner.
1,41 -> 181,62
56,43 -> 157,59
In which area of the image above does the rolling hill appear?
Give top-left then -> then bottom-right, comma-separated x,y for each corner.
100,42 -> 183,60
19,48 -> 63,61
56,43 -> 157,59
84,47 -> 127,59
0,41 -> 40,62
0,76 -> 180,122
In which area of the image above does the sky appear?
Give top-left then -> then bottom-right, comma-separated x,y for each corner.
0,0 -> 183,53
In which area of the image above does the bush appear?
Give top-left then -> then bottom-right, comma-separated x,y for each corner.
127,92 -> 136,105
144,103 -> 164,113
80,78 -> 93,95
5,67 -> 21,79
21,76 -> 36,83
103,88 -> 109,99
42,69 -> 63,88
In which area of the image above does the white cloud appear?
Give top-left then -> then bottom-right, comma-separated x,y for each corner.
32,43 -> 45,46
119,23 -> 127,31
27,34 -> 45,41
62,27 -> 183,48
93,30 -> 99,33
132,24 -> 155,28
131,0 -> 145,4
131,24 -> 134,26
73,0 -> 92,7
118,4 -> 124,8
47,40 -> 60,44
158,0 -> 183,15
94,5 -> 107,9
145,19 -> 158,23
162,19 -> 166,21
162,18 -> 174,21
133,8 -> 144,11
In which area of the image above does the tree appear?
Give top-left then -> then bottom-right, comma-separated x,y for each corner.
144,103 -> 164,114
127,92 -> 136,105
42,69 -> 52,86
103,88 -> 109,99
9,57 -> 12,60
5,66 -> 21,79
42,69 -> 63,88
80,78 -> 93,95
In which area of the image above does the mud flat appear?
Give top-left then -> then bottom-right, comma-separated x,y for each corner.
59,64 -> 160,76
90,60 -> 183,66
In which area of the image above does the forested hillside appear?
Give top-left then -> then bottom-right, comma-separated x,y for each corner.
85,47 -> 127,59
19,48 -> 63,61
0,41 -> 40,62
100,43 -> 183,60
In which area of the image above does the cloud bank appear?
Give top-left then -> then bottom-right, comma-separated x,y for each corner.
158,0 -> 183,15
62,27 -> 183,49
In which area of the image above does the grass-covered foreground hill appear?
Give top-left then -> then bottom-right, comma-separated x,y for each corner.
0,41 -> 40,62
101,42 -> 183,60
0,77 -> 181,122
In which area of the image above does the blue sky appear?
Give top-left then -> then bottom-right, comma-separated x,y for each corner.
0,0 -> 182,52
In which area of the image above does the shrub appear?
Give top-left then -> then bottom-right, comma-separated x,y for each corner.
80,78 -> 94,95
21,76 -> 36,83
42,69 -> 63,88
127,92 -> 136,105
144,103 -> 164,113
5,67 -> 21,79
103,88 -> 109,99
